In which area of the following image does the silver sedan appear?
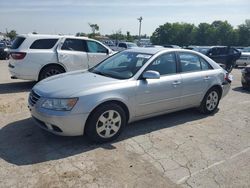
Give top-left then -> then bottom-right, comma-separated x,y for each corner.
28,48 -> 231,142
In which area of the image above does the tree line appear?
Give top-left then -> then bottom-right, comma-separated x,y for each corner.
151,20 -> 250,47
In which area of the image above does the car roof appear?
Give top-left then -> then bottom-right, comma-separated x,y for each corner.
18,34 -> 90,40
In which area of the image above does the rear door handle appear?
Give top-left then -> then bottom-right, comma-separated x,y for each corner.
172,81 -> 181,86
204,76 -> 210,81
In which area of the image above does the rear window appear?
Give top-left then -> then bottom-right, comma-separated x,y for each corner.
30,39 -> 58,49
11,37 -> 25,49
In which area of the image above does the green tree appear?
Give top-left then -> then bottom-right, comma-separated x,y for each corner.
88,23 -> 99,35
6,30 -> 17,40
237,19 -> 250,46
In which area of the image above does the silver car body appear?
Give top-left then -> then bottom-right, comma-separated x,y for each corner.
29,48 -> 230,136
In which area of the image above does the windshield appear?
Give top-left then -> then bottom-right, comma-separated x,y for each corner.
242,47 -> 250,52
89,51 -> 152,79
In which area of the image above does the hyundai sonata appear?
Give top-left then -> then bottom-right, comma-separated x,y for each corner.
28,48 -> 231,142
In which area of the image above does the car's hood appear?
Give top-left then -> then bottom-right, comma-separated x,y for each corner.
33,70 -> 120,98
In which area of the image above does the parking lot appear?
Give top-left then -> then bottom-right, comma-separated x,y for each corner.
0,60 -> 249,187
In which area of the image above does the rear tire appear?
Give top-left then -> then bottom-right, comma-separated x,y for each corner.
85,103 -> 126,143
39,65 -> 65,81
199,88 -> 220,114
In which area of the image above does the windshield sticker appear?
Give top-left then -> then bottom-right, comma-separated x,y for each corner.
136,54 -> 151,59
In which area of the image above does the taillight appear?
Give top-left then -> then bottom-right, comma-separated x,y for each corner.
10,52 -> 26,60
225,73 -> 233,83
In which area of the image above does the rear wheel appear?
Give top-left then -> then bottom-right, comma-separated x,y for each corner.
199,88 -> 220,114
85,103 -> 126,143
39,65 -> 65,80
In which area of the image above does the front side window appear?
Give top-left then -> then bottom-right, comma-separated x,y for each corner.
87,41 -> 107,53
30,39 -> 58,49
89,51 -> 152,79
145,53 -> 177,75
61,38 -> 87,52
179,53 -> 201,72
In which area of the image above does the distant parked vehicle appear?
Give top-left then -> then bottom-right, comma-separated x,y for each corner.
8,34 -> 113,81
236,52 -> 250,67
241,65 -> 250,89
29,48 -> 231,142
111,42 -> 138,51
163,44 -> 181,49
242,47 -> 250,53
205,46 -> 241,72
0,42 -> 9,60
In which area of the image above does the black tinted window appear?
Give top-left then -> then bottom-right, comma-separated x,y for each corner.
146,53 -> 177,75
30,39 -> 58,49
119,43 -> 127,48
11,37 -> 25,49
61,39 -> 87,52
179,53 -> 201,72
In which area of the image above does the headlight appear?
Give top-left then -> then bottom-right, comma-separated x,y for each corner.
41,98 -> 78,111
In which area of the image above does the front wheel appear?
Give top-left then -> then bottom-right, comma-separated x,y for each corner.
199,88 -> 220,114
85,103 -> 127,143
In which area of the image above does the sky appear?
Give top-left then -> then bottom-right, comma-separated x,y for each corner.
0,0 -> 249,36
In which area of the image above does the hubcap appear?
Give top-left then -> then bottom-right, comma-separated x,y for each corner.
45,69 -> 61,78
96,110 -> 121,138
206,91 -> 218,111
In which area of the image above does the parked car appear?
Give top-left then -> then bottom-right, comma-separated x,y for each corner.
111,42 -> 138,51
162,44 -> 181,49
205,46 -> 241,72
28,48 -> 231,143
242,47 -> 250,53
8,34 -> 113,81
236,52 -> 250,67
241,65 -> 250,89
0,42 -> 9,60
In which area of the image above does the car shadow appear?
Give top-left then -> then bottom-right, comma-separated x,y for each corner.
0,81 -> 36,94
232,86 -> 250,93
0,108 -> 213,166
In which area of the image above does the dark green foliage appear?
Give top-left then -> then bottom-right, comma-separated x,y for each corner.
151,20 -> 250,46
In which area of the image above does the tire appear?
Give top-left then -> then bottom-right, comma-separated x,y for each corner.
199,88 -> 220,114
85,103 -> 127,143
39,65 -> 65,81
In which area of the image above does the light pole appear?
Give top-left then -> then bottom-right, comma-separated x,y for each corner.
137,16 -> 143,42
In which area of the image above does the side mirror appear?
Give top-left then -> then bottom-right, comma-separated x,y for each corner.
142,70 -> 160,79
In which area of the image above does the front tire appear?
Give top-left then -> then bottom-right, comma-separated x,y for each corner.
199,88 -> 220,114
85,103 -> 126,143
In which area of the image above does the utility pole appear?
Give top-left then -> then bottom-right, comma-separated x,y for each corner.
137,16 -> 143,42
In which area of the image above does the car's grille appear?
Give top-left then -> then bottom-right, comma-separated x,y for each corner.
29,90 -> 41,106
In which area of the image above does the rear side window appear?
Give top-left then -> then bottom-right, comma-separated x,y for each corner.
61,38 -> 87,52
11,37 -> 25,49
179,53 -> 201,72
200,58 -> 213,70
30,39 -> 58,49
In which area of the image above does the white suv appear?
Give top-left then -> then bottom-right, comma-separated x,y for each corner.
8,34 -> 113,81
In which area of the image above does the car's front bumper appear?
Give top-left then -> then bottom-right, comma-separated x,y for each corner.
28,102 -> 89,136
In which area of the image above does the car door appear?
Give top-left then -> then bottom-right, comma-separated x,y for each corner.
178,52 -> 211,107
135,52 -> 182,117
57,38 -> 89,71
86,40 -> 109,68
